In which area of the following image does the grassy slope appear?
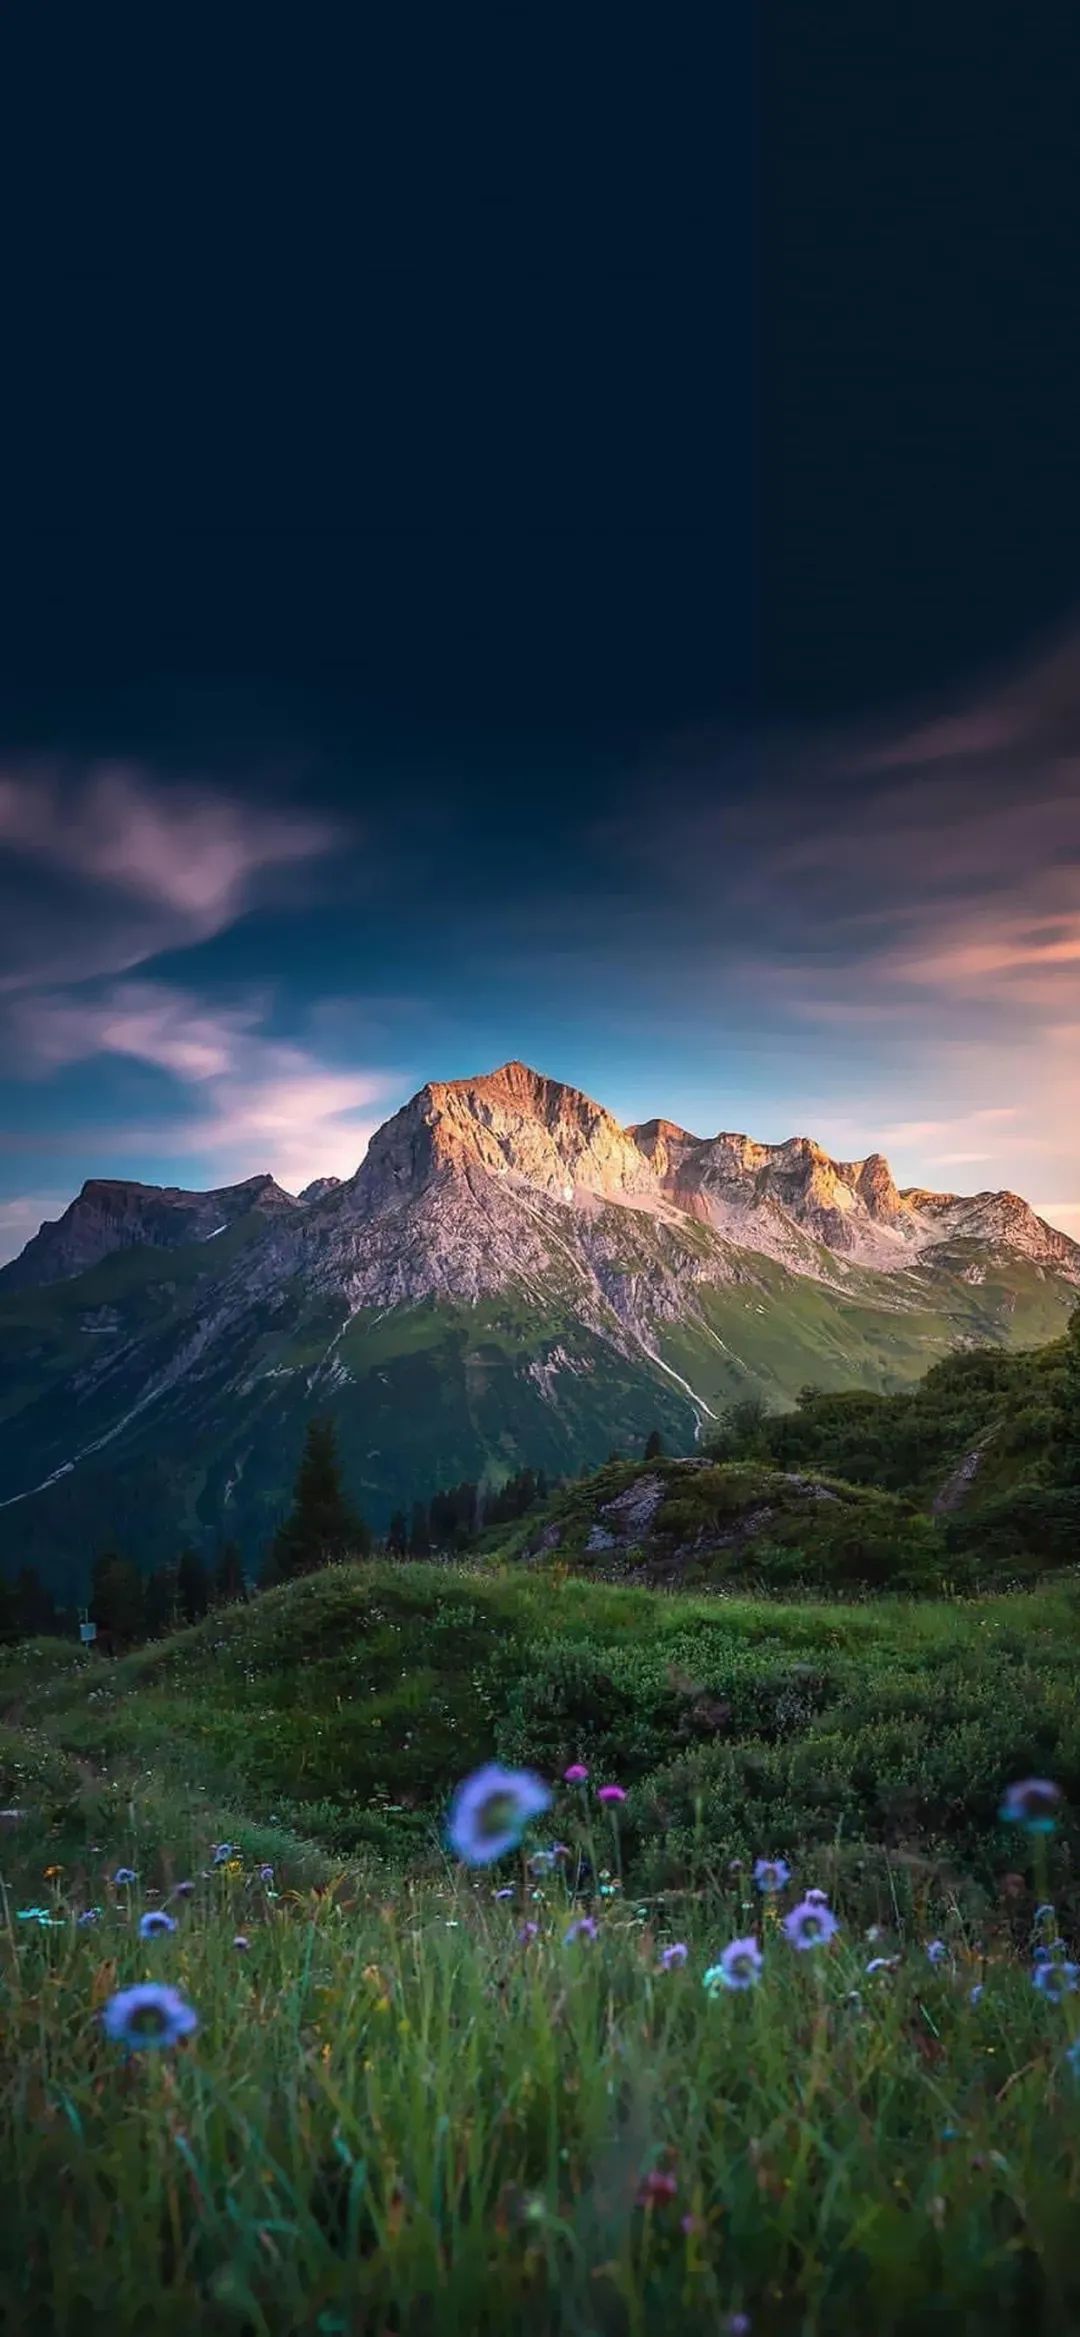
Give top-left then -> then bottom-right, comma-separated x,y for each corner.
5,1560 -> 1080,1914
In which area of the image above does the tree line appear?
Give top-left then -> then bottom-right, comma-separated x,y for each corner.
0,1415 -> 673,1653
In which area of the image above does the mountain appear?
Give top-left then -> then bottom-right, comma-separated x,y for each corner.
0,1173 -> 298,1292
0,1060 -> 1076,1591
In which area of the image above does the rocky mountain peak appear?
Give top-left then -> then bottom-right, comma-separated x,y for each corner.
354,1062 -> 658,1210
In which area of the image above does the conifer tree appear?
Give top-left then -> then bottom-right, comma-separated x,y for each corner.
408,1500 -> 431,1557
144,1564 -> 179,1638
176,1546 -> 211,1625
270,1416 -> 369,1580
643,1428 -> 666,1461
214,1541 -> 247,1605
90,1552 -> 145,1651
386,1509 -> 408,1558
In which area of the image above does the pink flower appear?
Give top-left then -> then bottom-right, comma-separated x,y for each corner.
564,1763 -> 589,1784
597,1784 -> 626,1805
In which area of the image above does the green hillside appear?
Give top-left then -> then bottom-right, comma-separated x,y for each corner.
5,1557 -> 1080,1914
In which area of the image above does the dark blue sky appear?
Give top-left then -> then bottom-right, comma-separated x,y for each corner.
2,8 -> 1080,1257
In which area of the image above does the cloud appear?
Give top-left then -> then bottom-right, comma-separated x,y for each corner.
3,981 -> 394,1204
0,762 -> 344,993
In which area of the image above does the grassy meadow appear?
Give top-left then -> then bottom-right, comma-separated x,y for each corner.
3,1559 -> 1080,2332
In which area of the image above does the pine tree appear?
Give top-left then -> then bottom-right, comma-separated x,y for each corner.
176,1547 -> 210,1626
144,1564 -> 179,1638
214,1541 -> 247,1605
386,1510 -> 408,1558
643,1428 -> 666,1461
14,1565 -> 57,1638
90,1552 -> 145,1651
408,1500 -> 431,1558
270,1416 -> 369,1580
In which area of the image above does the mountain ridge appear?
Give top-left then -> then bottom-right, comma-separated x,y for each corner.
5,1059 -> 1075,1289
0,1060 -> 1076,1588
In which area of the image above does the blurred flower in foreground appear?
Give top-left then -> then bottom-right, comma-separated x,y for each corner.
704,1937 -> 763,1992
658,1942 -> 689,1970
447,1765 -> 551,1866
999,1778 -> 1062,1833
564,1916 -> 599,1945
783,1899 -> 839,1951
102,1983 -> 197,2052
752,1859 -> 790,1893
1032,1959 -> 1078,2002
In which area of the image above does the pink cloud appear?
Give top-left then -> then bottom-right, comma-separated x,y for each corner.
0,763 -> 346,993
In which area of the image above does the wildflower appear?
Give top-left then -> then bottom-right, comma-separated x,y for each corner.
728,1858 -> 743,1874
659,1942 -> 689,1970
212,1843 -> 236,1866
529,1850 -> 558,1874
866,1956 -> 898,1975
1034,1903 -> 1056,1922
752,1858 -> 790,1893
783,1898 -> 839,1951
517,1922 -> 540,1944
969,1984 -> 984,2006
446,1764 -> 551,1866
493,1886 -> 515,1902
43,1864 -> 63,1880
597,1784 -> 626,1805
170,1880 -> 195,1900
925,1940 -> 949,1966
564,1916 -> 599,1945
233,1934 -> 250,1952
563,1763 -> 589,1784
258,1865 -> 275,1883
705,1936 -> 763,1992
138,1910 -> 177,1939
77,1908 -> 102,1927
113,1868 -> 137,1886
637,2168 -> 678,2206
999,1778 -> 1063,1833
1033,1945 -> 1053,1966
727,2319 -> 752,2337
102,1982 -> 198,2051
0,1808 -> 25,1823
1032,1959 -> 1079,2002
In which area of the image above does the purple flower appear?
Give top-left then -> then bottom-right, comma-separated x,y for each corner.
517,1921 -> 540,1945
597,1784 -> 626,1805
783,1898 -> 839,1951
77,1907 -> 102,1928
726,2318 -> 752,2336
493,1886 -> 515,1901
1034,1903 -> 1056,1922
866,1956 -> 898,1975
752,1858 -> 790,1893
925,1939 -> 949,1966
258,1865 -> 274,1884
102,1982 -> 197,2051
446,1763 -> 551,1866
1033,1959 -> 1079,2001
704,1936 -> 763,1992
233,1934 -> 250,1953
170,1880 -> 195,1900
659,1941 -> 689,1971
999,1778 -> 1062,1833
563,1763 -> 589,1784
804,1887 -> 828,1906
212,1843 -> 236,1867
564,1916 -> 599,1945
529,1850 -> 558,1874
138,1910 -> 177,1939
112,1868 -> 137,1887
